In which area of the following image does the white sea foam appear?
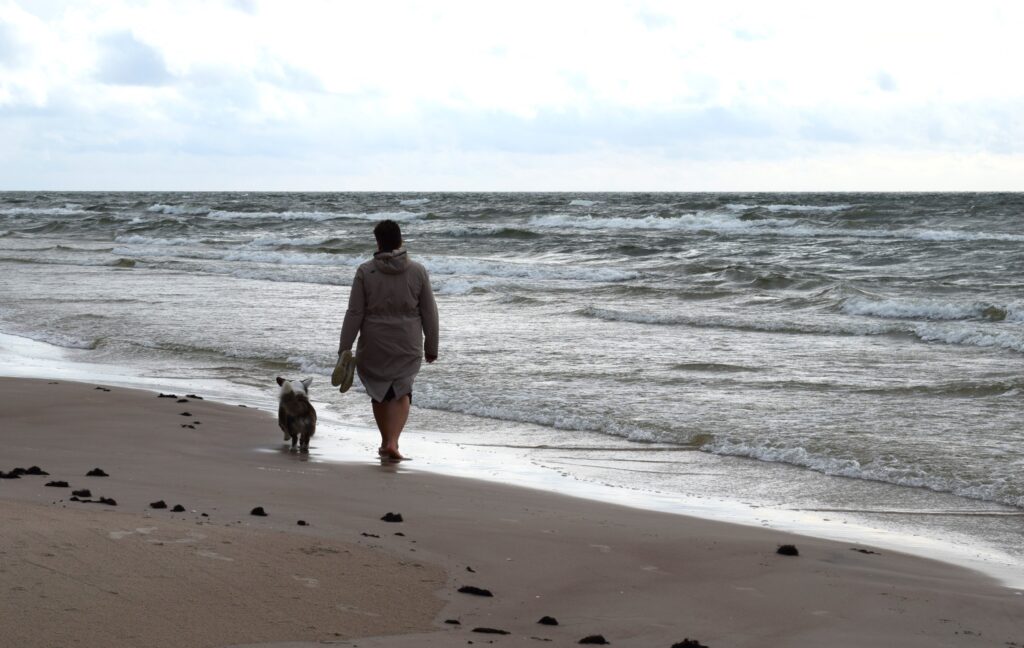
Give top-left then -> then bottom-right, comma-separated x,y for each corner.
399,198 -> 431,206
0,206 -> 89,216
432,278 -> 486,295
286,355 -> 335,376
415,388 -> 654,441
219,250 -> 357,267
706,440 -> 1022,508
114,234 -> 195,246
420,255 -> 637,282
528,212 -> 1024,243
842,296 -> 1014,321
569,199 -> 601,207
578,306 -> 897,336
146,203 -> 210,215
205,209 -> 425,222
725,203 -> 852,212
912,323 -> 1024,354
7,329 -> 100,350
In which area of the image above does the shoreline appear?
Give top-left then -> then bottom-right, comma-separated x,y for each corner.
2,375 -> 1023,646
2,329 -> 1023,590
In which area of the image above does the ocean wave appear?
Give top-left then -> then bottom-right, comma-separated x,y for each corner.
114,234 -> 196,246
576,306 -> 897,336
578,305 -> 1024,354
147,203 -> 210,215
569,199 -> 601,207
528,212 -> 1024,243
913,323 -> 1024,354
3,328 -> 101,350
415,388 -> 661,442
218,249 -> 356,267
440,226 -> 541,239
205,209 -> 426,222
0,206 -> 89,216
706,440 -> 1023,508
725,203 -> 853,213
420,256 -> 637,282
399,198 -> 431,206
672,362 -> 761,373
432,278 -> 490,296
842,296 -> 1015,322
285,355 -> 336,376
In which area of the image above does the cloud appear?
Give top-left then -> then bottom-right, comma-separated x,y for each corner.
95,31 -> 171,86
0,21 -> 24,66
1,0 -> 1024,189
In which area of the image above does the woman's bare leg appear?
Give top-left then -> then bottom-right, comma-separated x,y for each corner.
371,395 -> 411,460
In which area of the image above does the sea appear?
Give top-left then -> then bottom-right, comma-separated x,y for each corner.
1,191 -> 1022,584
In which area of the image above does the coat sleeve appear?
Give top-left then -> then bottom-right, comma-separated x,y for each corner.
338,267 -> 365,354
419,268 -> 439,357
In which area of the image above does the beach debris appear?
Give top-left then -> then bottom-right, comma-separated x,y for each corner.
457,585 -> 494,597
171,504 -> 186,512
25,466 -> 49,475
181,424 -> 195,429
381,512 -> 404,523
537,616 -> 559,626
297,520 -> 308,526
0,471 -> 21,479
201,513 -> 208,517
361,532 -> 380,538
180,412 -> 192,417
250,506 -> 268,516
177,399 -> 189,403
98,497 -> 117,506
94,386 -> 111,392
671,640 -> 709,648
157,393 -> 177,398
72,489 -> 92,498
850,548 -> 880,555
69,496 -> 81,501
578,635 -> 609,645
444,619 -> 461,625
776,544 -> 799,556
150,500 -> 168,509
466,566 -> 476,573
473,628 -> 510,635
86,468 -> 109,477
187,394 -> 204,400
45,481 -> 69,488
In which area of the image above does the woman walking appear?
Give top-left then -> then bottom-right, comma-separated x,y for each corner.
336,219 -> 439,460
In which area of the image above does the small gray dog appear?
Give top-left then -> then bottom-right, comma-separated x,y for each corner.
276,376 -> 317,450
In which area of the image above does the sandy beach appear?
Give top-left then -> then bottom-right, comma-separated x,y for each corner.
1,376 -> 1021,647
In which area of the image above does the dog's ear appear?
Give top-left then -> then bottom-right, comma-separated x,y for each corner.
301,377 -> 313,390
276,376 -> 285,386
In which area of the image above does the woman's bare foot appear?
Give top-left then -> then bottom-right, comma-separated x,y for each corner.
382,447 -> 405,461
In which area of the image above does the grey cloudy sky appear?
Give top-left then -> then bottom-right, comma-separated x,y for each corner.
1,0 -> 1022,190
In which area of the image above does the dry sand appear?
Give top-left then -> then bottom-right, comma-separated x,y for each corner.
0,377 -> 1021,647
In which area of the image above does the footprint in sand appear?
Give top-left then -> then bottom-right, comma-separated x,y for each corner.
292,575 -> 319,588
336,604 -> 380,617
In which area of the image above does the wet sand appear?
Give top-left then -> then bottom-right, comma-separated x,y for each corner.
1,377 -> 1021,647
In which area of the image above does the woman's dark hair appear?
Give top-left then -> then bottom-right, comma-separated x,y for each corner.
374,219 -> 402,252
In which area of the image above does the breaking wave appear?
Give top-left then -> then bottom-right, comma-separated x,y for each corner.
706,440 -> 1023,508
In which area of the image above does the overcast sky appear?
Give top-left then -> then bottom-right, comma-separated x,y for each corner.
1,0 -> 1022,191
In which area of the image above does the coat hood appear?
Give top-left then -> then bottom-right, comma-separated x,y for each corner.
373,248 -> 409,275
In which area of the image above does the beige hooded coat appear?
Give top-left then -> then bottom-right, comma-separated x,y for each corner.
338,249 -> 438,402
